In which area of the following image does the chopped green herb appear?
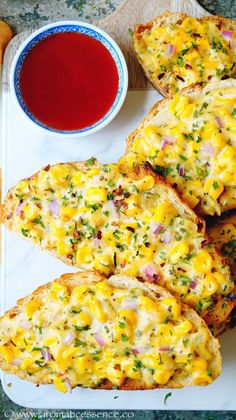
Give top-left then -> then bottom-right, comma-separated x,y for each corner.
164,392 -> 172,405
86,157 -> 96,166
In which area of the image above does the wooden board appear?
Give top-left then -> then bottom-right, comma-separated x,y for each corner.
2,0 -> 209,91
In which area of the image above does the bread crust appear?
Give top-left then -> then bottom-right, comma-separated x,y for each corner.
133,12 -> 236,97
0,271 -> 221,390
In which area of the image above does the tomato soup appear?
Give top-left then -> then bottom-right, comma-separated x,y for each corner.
19,32 -> 119,131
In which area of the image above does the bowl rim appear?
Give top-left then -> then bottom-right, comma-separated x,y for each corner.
10,20 -> 128,138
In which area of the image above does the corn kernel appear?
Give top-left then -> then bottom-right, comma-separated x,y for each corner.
76,246 -> 93,264
57,240 -> 73,256
62,348 -> 78,361
53,375 -> 68,393
88,297 -> 107,323
192,372 -> 212,385
84,187 -> 107,203
106,365 -> 125,386
153,202 -> 177,224
95,282 -> 112,297
76,355 -> 93,374
77,311 -> 91,327
51,282 -> 68,299
25,299 -> 42,319
192,251 -> 213,274
20,357 -> 34,370
22,204 -> 39,221
202,274 -> 219,297
182,190 -> 199,208
203,179 -> 224,200
71,172 -> 83,187
175,319 -> 192,335
11,328 -> 25,347
94,254 -> 113,275
153,369 -> 173,385
119,309 -> 137,326
60,207 -> 77,221
162,297 -> 181,319
73,285 -> 88,300
0,345 -> 15,363
137,175 -> 155,191
168,241 -> 189,263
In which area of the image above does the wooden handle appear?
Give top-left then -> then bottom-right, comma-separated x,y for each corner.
97,0 -> 210,89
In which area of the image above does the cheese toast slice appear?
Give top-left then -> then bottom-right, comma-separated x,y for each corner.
0,271 -> 221,391
1,160 -> 234,331
123,80 -> 236,216
133,12 -> 236,96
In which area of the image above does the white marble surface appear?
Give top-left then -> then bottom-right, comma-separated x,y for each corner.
2,88 -> 236,410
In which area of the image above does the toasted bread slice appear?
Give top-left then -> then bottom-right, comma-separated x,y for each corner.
123,80 -> 236,216
0,271 -> 221,391
208,212 -> 236,333
1,160 -> 234,331
133,12 -> 236,96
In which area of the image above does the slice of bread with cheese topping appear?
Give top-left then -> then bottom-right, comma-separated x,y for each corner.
0,271 -> 222,392
1,160 -> 234,332
133,12 -> 236,96
123,80 -> 236,216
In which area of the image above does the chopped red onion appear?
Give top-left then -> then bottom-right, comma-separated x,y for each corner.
65,377 -> 72,394
144,265 -> 157,282
201,142 -> 216,155
221,30 -> 233,39
16,202 -> 24,215
215,116 -> 223,129
189,278 -> 198,289
121,300 -> 138,310
166,43 -> 175,56
161,137 -> 175,149
63,331 -> 75,345
162,231 -> 171,244
93,333 -> 105,348
48,200 -> 59,216
132,348 -> 144,354
42,348 -> 51,362
179,164 -> 184,177
11,358 -> 22,366
159,346 -> 170,352
152,223 -> 164,235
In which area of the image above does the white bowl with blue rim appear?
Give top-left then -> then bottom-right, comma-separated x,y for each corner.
10,21 -> 128,137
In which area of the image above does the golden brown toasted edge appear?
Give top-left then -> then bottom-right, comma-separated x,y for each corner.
133,12 -> 236,97
0,271 -> 221,389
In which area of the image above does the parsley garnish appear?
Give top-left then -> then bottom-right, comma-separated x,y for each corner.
164,392 -> 172,405
86,157 -> 96,166
213,181 -> 219,190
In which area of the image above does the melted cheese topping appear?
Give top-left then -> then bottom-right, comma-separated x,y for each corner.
123,85 -> 236,215
0,278 -> 219,391
134,16 -> 236,95
4,161 -> 233,321
209,215 -> 236,281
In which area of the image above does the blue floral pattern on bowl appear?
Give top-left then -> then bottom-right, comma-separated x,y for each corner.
13,23 -> 125,134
